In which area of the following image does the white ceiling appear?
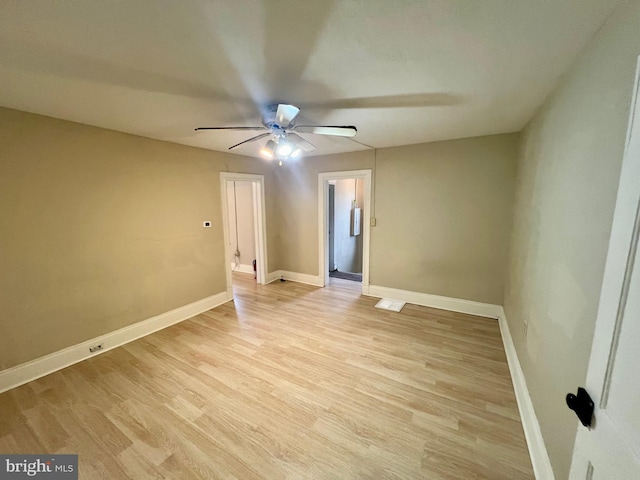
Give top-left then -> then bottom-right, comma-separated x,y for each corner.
0,0 -> 620,158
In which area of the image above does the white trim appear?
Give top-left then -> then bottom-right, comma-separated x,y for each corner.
498,307 -> 555,480
220,173 -> 268,290
318,170 -> 372,294
252,180 -> 269,285
265,271 -> 281,284
230,263 -> 255,275
266,270 -> 324,287
365,284 -> 501,319
0,291 -> 232,394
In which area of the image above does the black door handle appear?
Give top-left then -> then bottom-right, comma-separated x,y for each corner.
566,387 -> 594,428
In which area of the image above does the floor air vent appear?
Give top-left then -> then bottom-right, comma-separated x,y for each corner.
374,298 -> 406,312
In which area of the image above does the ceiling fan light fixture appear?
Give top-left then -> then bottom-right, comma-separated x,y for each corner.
260,139 -> 276,159
276,141 -> 293,157
290,148 -> 302,158
260,148 -> 274,159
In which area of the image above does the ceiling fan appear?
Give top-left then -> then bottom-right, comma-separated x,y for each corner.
195,103 -> 357,162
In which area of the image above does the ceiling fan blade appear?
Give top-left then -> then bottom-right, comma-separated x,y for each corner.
300,93 -> 462,110
293,125 -> 357,137
195,126 -> 266,131
288,133 -> 316,152
275,104 -> 300,127
228,132 -> 271,150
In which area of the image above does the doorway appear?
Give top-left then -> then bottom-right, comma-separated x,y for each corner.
226,180 -> 257,275
318,170 -> 372,292
220,173 -> 268,298
328,183 -> 336,273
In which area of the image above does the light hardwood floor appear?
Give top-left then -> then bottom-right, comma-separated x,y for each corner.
0,273 -> 534,479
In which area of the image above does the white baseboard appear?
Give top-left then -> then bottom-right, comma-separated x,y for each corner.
266,271 -> 280,284
266,270 -> 323,287
0,291 -> 233,394
230,263 -> 255,275
497,307 -> 555,480
365,285 -> 501,319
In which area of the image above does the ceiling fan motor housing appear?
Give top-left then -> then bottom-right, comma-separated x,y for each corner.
262,103 -> 281,125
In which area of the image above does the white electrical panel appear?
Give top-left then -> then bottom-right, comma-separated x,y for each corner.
351,208 -> 361,236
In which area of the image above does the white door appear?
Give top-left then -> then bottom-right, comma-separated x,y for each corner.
569,58 -> 640,479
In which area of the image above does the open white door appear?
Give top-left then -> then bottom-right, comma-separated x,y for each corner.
569,58 -> 640,479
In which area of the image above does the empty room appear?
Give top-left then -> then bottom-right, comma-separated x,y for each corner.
1,1 -> 639,479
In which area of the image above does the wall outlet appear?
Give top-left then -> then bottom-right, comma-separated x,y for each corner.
89,343 -> 103,353
523,320 -> 529,337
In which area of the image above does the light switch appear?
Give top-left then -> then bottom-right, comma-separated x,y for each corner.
203,221 -> 211,228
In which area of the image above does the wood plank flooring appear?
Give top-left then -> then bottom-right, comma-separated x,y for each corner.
0,273 -> 534,479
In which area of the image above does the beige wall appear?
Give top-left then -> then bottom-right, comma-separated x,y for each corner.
274,135 -> 517,305
0,107 -> 277,369
503,1 -> 640,477
372,135 -> 517,304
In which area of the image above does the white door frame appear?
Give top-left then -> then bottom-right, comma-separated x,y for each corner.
220,173 -> 268,296
569,56 -> 640,478
318,170 -> 372,292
